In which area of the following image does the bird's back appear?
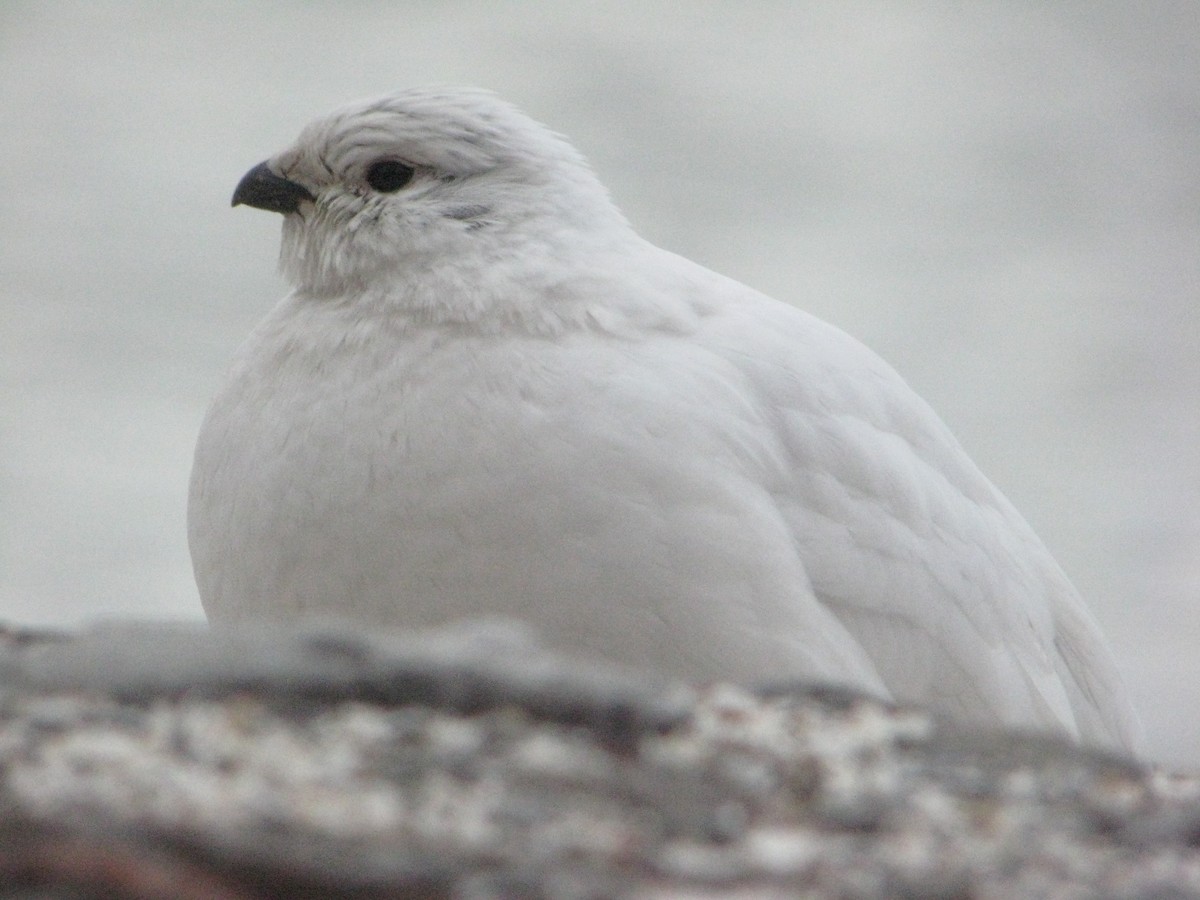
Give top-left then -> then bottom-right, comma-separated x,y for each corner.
672,250 -> 1142,751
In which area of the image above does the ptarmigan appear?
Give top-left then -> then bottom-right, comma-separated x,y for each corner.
189,87 -> 1141,752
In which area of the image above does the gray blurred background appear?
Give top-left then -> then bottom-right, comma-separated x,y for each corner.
2,2 -> 1196,767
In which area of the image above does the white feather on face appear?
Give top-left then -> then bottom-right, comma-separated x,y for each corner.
194,87 -> 1143,754
264,88 -> 629,302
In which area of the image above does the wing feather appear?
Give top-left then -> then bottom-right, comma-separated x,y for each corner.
681,261 -> 1141,750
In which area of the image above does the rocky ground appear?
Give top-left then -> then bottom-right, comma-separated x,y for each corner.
0,621 -> 1195,898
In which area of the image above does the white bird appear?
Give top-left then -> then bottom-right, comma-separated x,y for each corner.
190,87 -> 1141,752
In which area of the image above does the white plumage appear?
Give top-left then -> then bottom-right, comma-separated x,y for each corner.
190,87 -> 1141,752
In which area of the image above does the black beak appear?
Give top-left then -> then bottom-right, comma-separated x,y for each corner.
231,161 -> 315,214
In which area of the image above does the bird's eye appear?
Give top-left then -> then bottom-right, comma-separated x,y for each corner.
365,160 -> 415,193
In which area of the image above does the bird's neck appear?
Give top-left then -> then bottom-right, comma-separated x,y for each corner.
293,224 -> 690,339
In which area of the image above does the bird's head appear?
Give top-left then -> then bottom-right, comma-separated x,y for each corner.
233,87 -> 628,299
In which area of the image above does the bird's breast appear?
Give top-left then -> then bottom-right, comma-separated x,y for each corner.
188,318 -> 883,686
